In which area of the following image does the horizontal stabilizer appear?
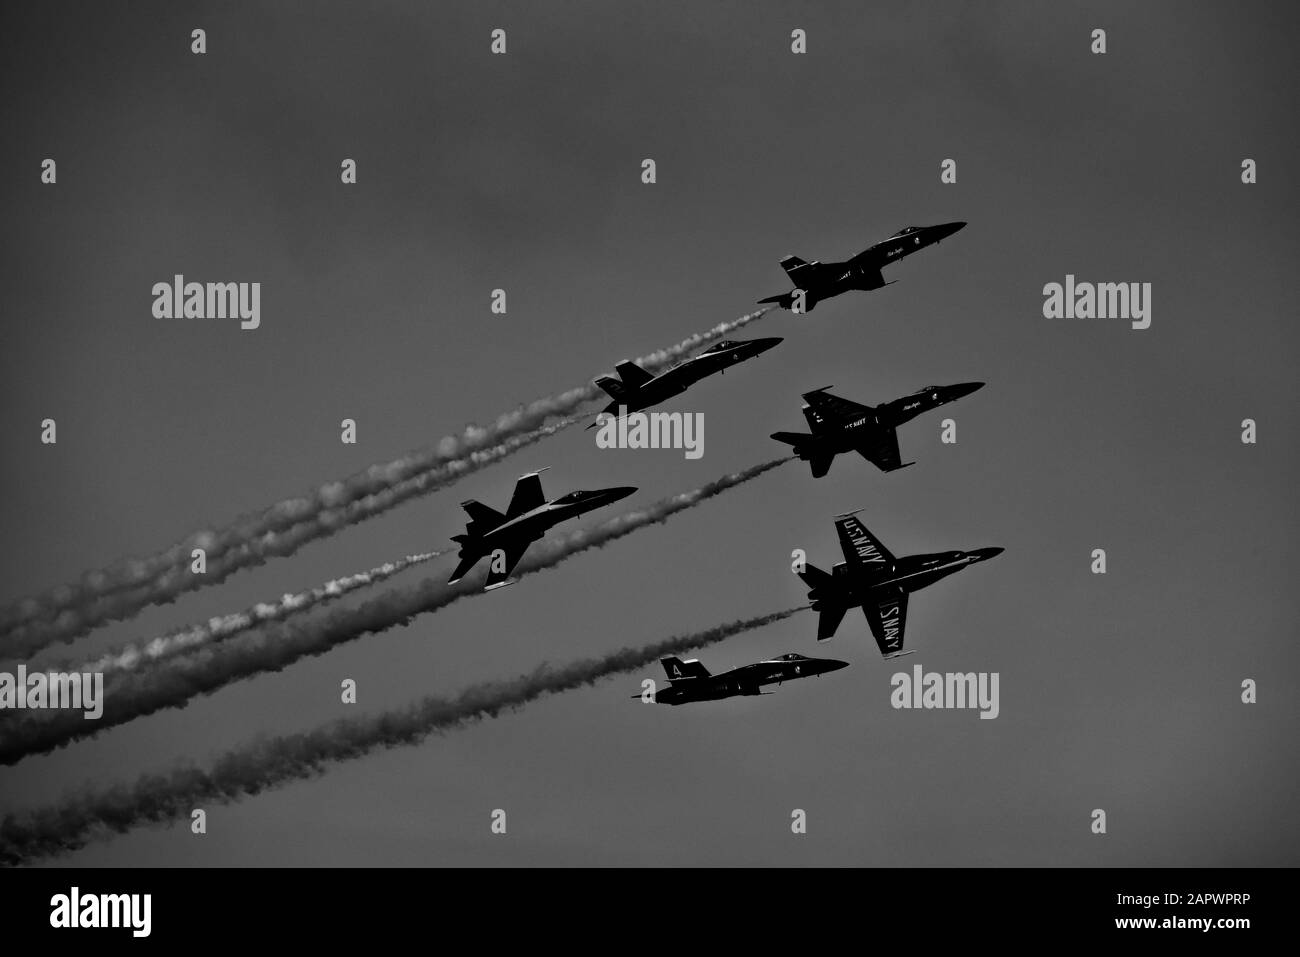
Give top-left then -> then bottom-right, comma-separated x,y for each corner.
447,552 -> 481,585
797,562 -> 833,590
771,430 -> 811,448
816,606 -> 847,641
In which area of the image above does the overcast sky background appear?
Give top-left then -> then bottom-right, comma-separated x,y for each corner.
1,0 -> 1296,866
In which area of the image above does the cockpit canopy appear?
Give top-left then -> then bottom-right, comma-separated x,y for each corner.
776,653 -> 809,661
550,491 -> 588,504
702,340 -> 739,353
892,226 -> 923,236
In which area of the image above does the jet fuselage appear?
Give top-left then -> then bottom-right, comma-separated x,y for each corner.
645,654 -> 849,705
595,337 -> 782,419
759,222 -> 966,311
471,487 -> 636,554
772,382 -> 984,476
806,548 -> 1004,613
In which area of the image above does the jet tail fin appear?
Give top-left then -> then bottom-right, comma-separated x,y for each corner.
595,376 -> 628,402
460,499 -> 504,528
779,255 -> 818,285
661,656 -> 710,680
614,361 -> 654,388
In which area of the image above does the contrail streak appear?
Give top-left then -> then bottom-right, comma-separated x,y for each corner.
0,412 -> 585,659
0,605 -> 806,865
0,308 -> 772,651
60,551 -> 445,678
0,457 -> 791,765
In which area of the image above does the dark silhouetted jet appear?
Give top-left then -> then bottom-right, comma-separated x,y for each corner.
799,511 -> 1002,657
758,222 -> 966,312
448,469 -> 636,589
589,337 -> 783,426
772,382 -> 984,477
635,652 -> 848,705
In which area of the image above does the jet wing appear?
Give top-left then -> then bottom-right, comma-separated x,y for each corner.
864,592 -> 908,657
835,512 -> 895,569
482,538 -> 532,590
802,390 -> 871,431
506,470 -> 549,518
854,428 -> 909,472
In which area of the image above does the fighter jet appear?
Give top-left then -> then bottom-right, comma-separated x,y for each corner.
448,469 -> 636,589
758,222 -> 966,312
589,337 -> 783,427
772,382 -> 984,477
798,511 -> 1002,657
634,653 -> 848,705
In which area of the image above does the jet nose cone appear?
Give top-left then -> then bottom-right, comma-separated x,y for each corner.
822,659 -> 850,672
607,486 -> 638,502
756,337 -> 784,349
951,381 -> 985,398
935,221 -> 966,240
973,546 -> 1004,561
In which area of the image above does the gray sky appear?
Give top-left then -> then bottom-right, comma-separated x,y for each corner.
1,0 -> 1296,865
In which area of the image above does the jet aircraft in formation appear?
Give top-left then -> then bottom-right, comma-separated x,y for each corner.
636,653 -> 848,705
758,222 -> 966,312
798,511 -> 1002,657
448,469 -> 635,590
590,337 -> 783,426
772,382 -> 984,477
440,220 -> 996,704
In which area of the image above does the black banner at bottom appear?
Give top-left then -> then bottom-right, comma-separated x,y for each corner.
0,866 -> 1280,943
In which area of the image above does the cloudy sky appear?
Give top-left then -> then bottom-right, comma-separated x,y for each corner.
1,0 -> 1296,865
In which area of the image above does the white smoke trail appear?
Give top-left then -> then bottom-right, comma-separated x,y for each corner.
0,457 -> 792,765
0,605 -> 806,865
66,551 -> 444,677
0,308 -> 772,651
